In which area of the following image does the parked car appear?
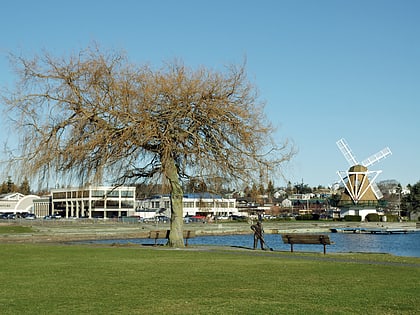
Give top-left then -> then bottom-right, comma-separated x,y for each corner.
229,214 -> 247,221
25,214 -> 36,220
188,215 -> 206,223
143,217 -> 156,223
154,215 -> 170,223
43,215 -> 61,220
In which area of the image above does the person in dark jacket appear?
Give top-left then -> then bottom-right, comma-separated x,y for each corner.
250,221 -> 265,250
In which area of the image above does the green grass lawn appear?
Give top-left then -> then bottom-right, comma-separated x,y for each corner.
0,243 -> 419,314
0,225 -> 35,234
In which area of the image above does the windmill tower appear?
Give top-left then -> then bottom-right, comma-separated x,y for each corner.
336,138 -> 392,209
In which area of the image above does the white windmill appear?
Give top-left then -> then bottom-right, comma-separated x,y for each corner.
336,138 -> 392,206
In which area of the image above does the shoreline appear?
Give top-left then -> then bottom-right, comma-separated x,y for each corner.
0,220 -> 417,243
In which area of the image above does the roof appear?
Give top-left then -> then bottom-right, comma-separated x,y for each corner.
0,192 -> 25,201
183,192 -> 222,199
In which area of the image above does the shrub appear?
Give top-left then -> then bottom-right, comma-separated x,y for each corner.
365,213 -> 380,222
296,214 -> 320,221
312,213 -> 320,220
344,215 -> 361,222
384,215 -> 398,222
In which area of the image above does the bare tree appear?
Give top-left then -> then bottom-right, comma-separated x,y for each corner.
2,46 -> 294,247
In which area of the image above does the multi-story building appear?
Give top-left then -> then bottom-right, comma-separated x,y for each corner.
136,192 -> 238,219
50,186 -> 136,218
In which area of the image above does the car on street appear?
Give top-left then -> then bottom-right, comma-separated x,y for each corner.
154,215 -> 170,223
25,214 -> 36,220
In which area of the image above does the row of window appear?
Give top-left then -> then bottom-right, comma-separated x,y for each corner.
147,201 -> 235,209
52,189 -> 134,199
53,200 -> 134,209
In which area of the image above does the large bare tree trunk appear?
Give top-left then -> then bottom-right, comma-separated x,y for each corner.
165,157 -> 185,247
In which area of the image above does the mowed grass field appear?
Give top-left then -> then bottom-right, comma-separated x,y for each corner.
0,243 -> 419,315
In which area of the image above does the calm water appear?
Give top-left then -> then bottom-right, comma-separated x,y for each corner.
82,232 -> 420,258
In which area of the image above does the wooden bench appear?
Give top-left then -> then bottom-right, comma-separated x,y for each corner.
149,230 -> 196,246
416,222 -> 420,229
281,234 -> 331,254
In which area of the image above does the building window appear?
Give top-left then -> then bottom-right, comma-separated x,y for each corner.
183,202 -> 194,208
198,201 -> 213,208
121,190 -> 134,198
52,192 -> 66,199
121,200 -> 134,208
106,200 -> 119,209
91,190 -> 105,197
107,190 -> 120,197
94,200 -> 105,208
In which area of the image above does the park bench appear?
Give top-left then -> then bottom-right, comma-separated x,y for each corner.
149,230 -> 196,246
281,234 -> 331,254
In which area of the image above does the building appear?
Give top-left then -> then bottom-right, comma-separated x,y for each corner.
0,192 -> 40,215
136,193 -> 238,219
33,196 -> 51,218
50,186 -> 136,218
281,198 -> 292,208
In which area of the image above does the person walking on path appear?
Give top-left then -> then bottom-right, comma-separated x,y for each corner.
251,221 -> 265,250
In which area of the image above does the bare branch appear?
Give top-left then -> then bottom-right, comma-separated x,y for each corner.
2,46 -> 295,247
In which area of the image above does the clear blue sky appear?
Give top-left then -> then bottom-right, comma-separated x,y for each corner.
1,0 -> 419,188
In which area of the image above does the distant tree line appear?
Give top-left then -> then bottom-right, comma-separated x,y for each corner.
401,181 -> 420,216
0,176 -> 31,195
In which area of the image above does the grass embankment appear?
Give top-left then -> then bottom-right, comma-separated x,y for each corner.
0,225 -> 35,234
0,243 -> 419,314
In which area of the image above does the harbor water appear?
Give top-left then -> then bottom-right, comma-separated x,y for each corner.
82,231 -> 420,258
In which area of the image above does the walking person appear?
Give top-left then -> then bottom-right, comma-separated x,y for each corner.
251,221 -> 265,250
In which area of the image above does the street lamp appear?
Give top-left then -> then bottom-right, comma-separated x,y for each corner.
397,186 -> 401,220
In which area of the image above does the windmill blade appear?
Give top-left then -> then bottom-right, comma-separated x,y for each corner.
366,170 -> 383,199
361,147 -> 392,167
370,182 -> 383,200
336,138 -> 358,166
337,170 -> 358,204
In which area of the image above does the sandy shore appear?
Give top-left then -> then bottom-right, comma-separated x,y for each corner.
0,219 -> 417,244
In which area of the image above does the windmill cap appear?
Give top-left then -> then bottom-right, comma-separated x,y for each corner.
349,165 -> 368,172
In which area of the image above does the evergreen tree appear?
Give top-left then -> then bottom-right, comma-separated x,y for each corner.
0,176 -> 18,194
401,181 -> 420,216
266,180 -> 275,197
19,177 -> 31,195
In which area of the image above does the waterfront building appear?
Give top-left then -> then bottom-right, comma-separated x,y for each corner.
33,196 -> 51,218
136,193 -> 238,219
0,192 -> 40,215
50,186 -> 136,218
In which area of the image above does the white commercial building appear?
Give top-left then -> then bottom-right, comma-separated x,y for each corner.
51,186 -> 136,218
0,193 -> 40,214
136,193 -> 238,219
